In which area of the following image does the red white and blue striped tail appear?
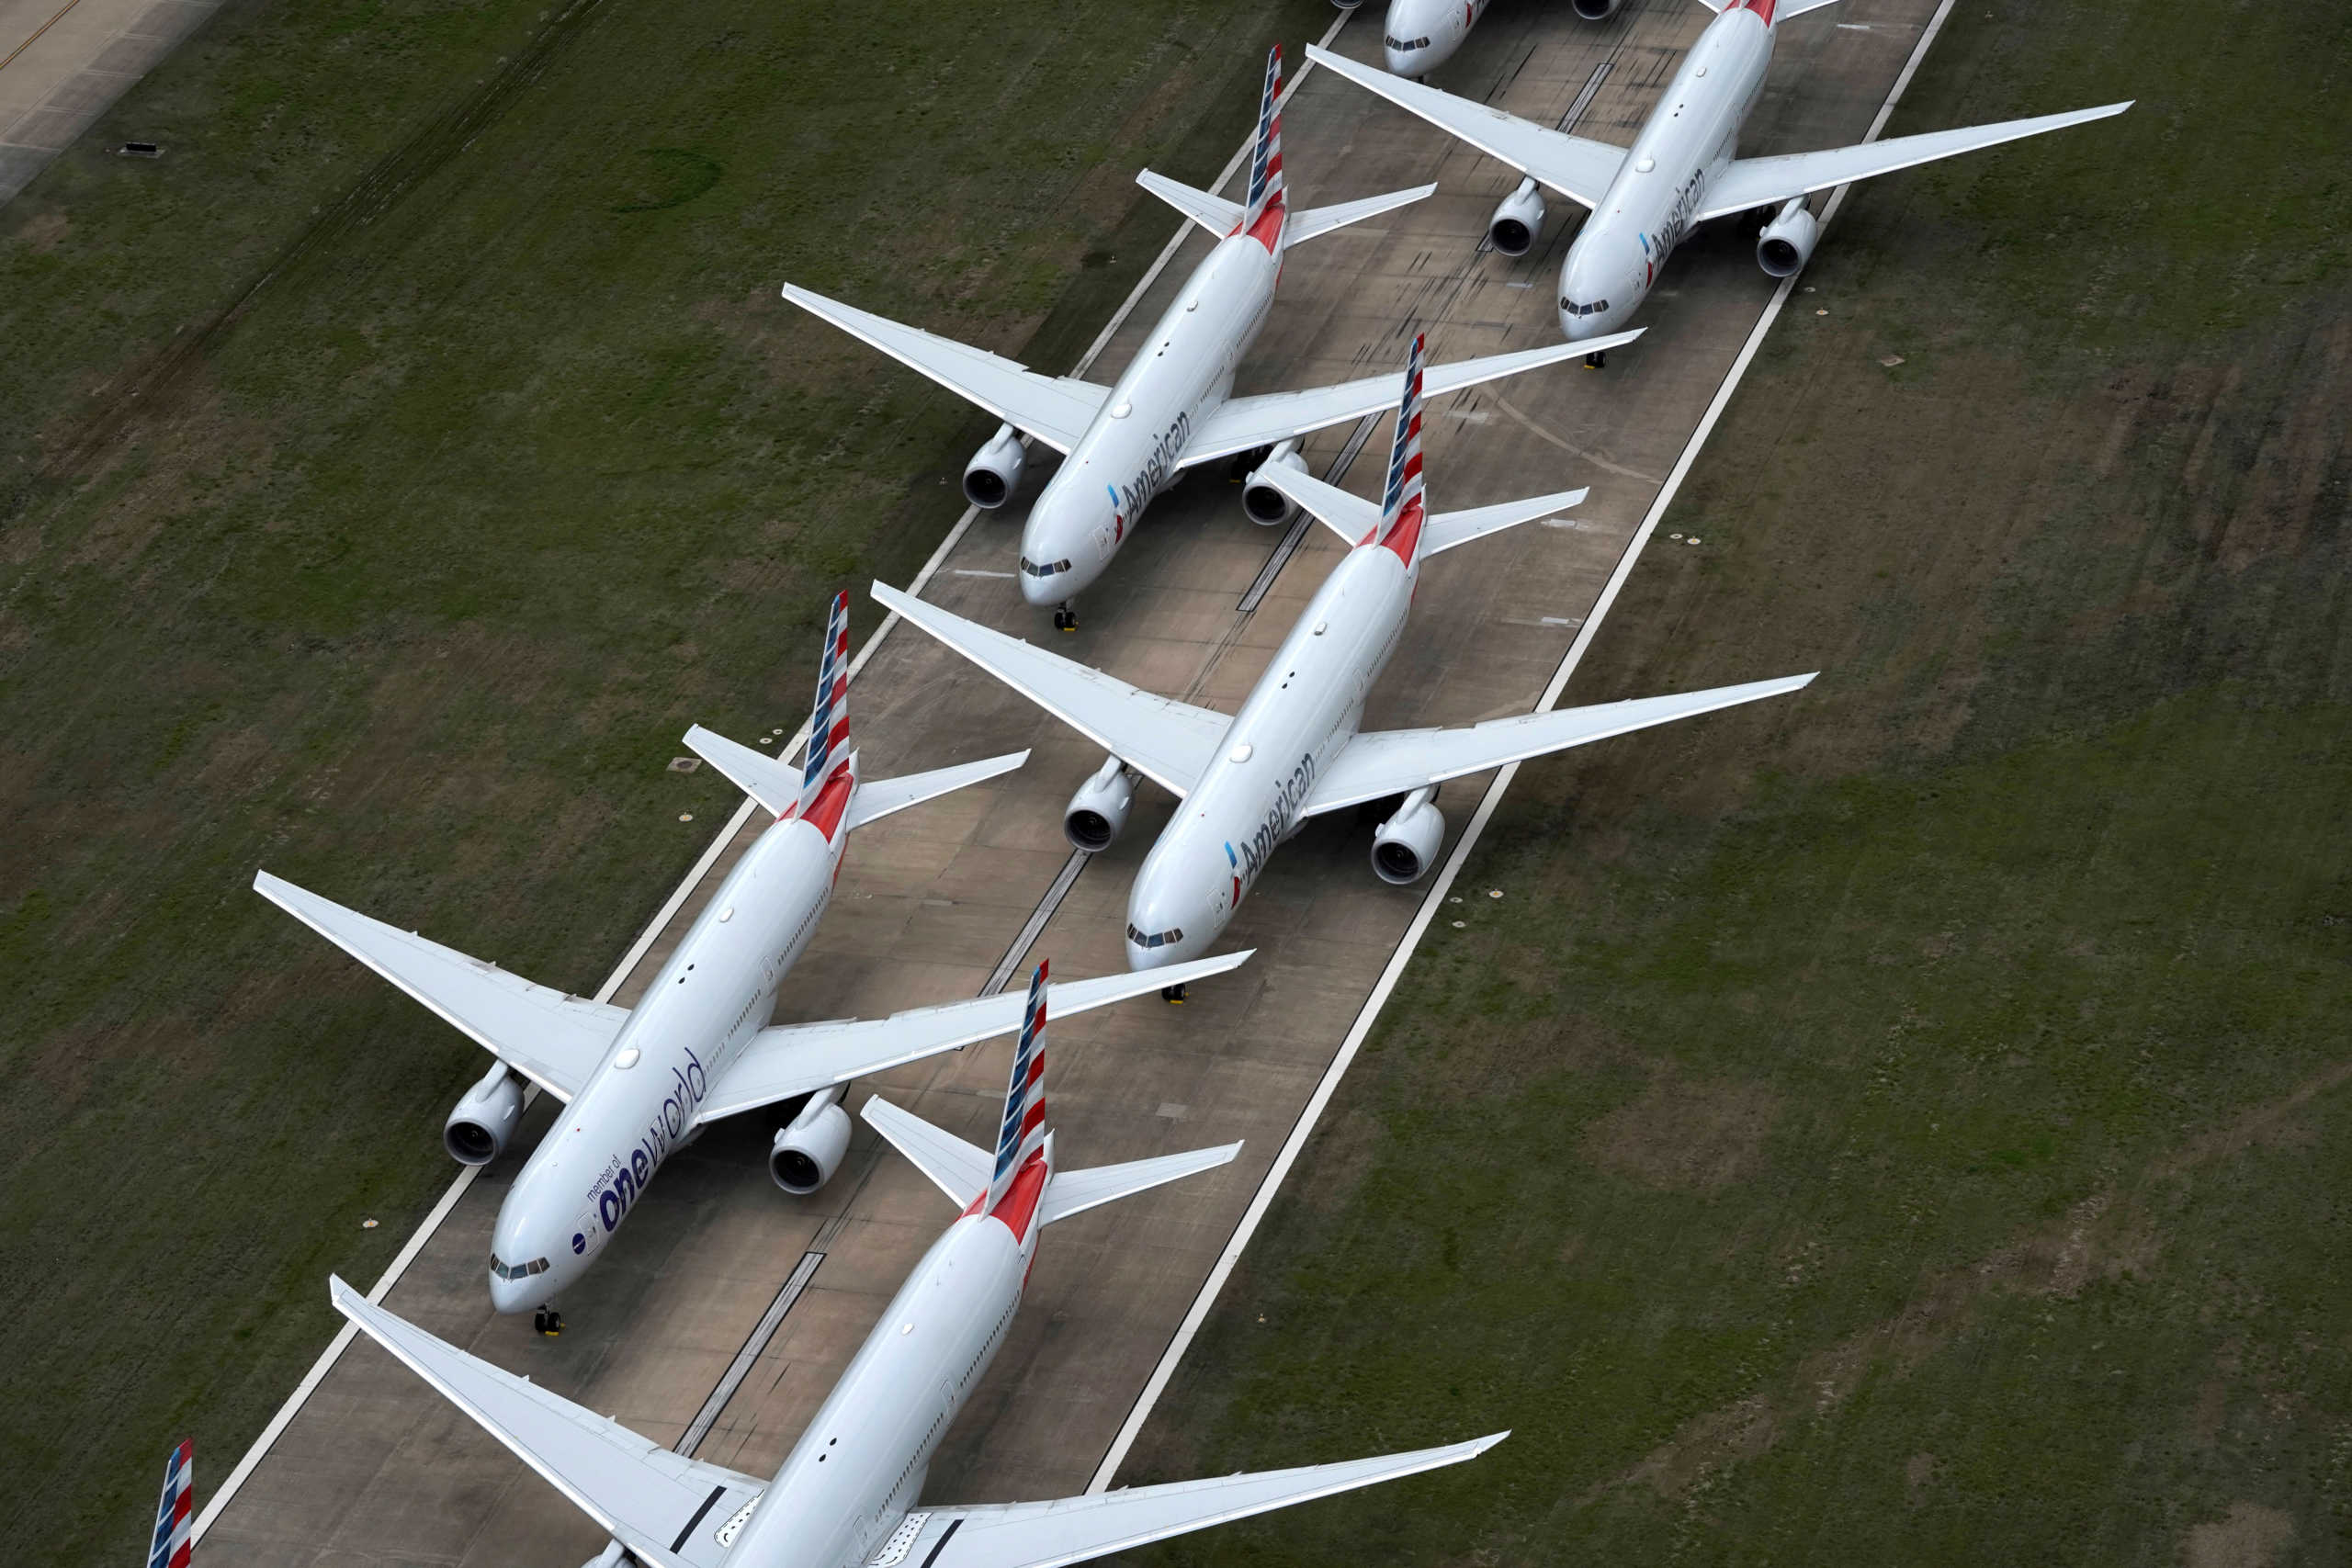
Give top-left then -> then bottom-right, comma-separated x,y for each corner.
148,1439 -> 193,1568
1241,45 -> 1285,233
800,590 -> 852,816
986,961 -> 1050,1213
1375,333 -> 1429,564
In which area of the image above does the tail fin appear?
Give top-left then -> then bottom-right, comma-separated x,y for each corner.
1374,333 -> 1429,564
801,590 -> 852,815
149,1440 -> 193,1568
986,961 -> 1050,1213
1241,45 -> 1284,233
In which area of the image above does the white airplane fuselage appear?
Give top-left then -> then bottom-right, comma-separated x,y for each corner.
1125,538 -> 1413,970
1556,6 -> 1772,343
484,765 -> 853,1313
1380,0 -> 1490,77
723,1143 -> 1053,1568
1018,219 -> 1283,608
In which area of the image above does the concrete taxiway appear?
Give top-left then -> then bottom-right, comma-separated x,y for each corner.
201,2 -> 1940,1560
0,0 -> 217,202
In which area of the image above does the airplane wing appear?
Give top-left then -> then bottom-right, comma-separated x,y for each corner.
1303,672 -> 1816,816
888,1434 -> 1504,1568
1251,463 -> 1585,556
870,581 -> 1231,797
1304,44 -> 1627,208
694,952 -> 1252,1124
1698,102 -> 2132,220
781,285 -> 1114,454
330,1277 -> 763,1568
254,871 -> 622,1101
1180,333 -> 1638,468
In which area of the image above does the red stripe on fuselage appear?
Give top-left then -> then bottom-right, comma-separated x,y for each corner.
1245,196 -> 1285,254
1732,0 -> 1776,22
1380,497 -> 1427,564
988,1148 -> 1050,1242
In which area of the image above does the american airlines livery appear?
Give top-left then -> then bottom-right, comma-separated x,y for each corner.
258,594 -> 1250,1331
1310,0 -> 2129,361
876,335 -> 1815,993
781,45 -> 1639,628
148,1439 -> 193,1568
331,964 -> 1501,1568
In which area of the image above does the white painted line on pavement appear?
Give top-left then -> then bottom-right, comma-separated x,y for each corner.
197,7 -> 1356,1539
1084,0 -> 1963,1493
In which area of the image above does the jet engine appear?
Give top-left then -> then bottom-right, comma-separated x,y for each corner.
1571,0 -> 1623,17
445,1061 -> 524,1166
1487,177 -> 1548,257
963,423 -> 1026,510
1242,440 -> 1306,525
1064,757 -> 1136,852
1756,197 -> 1819,278
1370,787 -> 1444,886
770,1091 -> 852,1195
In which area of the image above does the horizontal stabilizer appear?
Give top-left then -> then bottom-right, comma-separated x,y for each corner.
1135,169 -> 1242,238
1182,329 -> 1640,468
695,949 -> 1252,1123
1305,671 -> 1818,816
861,1094 -> 994,1205
1285,183 -> 1438,247
781,286 -> 1113,454
684,723 -> 800,818
1038,1141 -> 1241,1226
871,581 -> 1231,797
906,1433 -> 1506,1568
254,871 -> 620,1100
848,750 -> 1029,833
1699,101 -> 2132,219
330,1278 -> 761,1568
1251,462 -> 1379,546
1424,487 -> 1588,557
1305,45 -> 1626,209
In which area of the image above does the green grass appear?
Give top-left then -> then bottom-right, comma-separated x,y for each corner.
1125,1 -> 2352,1562
0,0 -> 1330,1561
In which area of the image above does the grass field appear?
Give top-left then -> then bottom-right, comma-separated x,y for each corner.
0,0 -> 1331,1561
1126,1 -> 2352,1563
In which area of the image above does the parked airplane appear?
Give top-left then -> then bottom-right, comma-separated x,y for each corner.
1374,0 -> 1623,82
258,594 -> 1249,1333
149,1439 -> 193,1568
782,44 -> 1638,629
1309,1 -> 2130,362
876,336 -> 1815,996
332,963 -> 1501,1568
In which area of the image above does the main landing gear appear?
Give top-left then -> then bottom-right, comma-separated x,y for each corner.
1053,604 -> 1079,633
1583,350 -> 1608,370
1160,984 -> 1188,1004
533,1308 -> 564,1337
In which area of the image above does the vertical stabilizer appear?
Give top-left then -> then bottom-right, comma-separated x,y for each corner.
1374,333 -> 1429,564
986,962 -> 1050,1213
149,1440 -> 193,1568
1241,45 -> 1286,237
801,590 -> 852,816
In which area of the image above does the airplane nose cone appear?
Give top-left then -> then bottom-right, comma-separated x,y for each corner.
486,1269 -> 536,1315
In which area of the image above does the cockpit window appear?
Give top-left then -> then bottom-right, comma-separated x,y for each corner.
1559,299 -> 1612,318
1019,557 -> 1073,578
1385,34 -> 1430,49
489,1253 -> 551,1280
1125,922 -> 1184,949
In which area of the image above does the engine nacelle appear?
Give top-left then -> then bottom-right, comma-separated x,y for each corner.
1371,788 -> 1445,886
1571,0 -> 1623,17
963,423 -> 1026,510
1242,441 -> 1306,525
1064,757 -> 1136,852
1757,197 -> 1819,279
1487,178 -> 1548,257
446,1061 -> 524,1166
770,1094 -> 852,1195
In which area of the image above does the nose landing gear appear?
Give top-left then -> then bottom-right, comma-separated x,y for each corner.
1053,604 -> 1079,633
1160,984 -> 1188,1004
533,1308 -> 564,1337
1583,350 -> 1608,370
